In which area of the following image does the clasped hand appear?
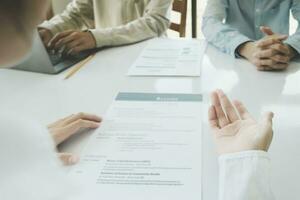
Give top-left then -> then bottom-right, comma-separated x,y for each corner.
239,26 -> 297,71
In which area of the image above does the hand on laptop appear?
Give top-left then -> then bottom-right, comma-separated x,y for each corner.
47,113 -> 102,165
38,28 -> 53,47
208,90 -> 274,155
47,30 -> 97,55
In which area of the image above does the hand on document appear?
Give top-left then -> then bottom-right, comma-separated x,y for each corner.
209,90 -> 274,155
47,113 -> 102,165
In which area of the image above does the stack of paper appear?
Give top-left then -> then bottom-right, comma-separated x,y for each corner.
69,92 -> 203,200
127,39 -> 207,77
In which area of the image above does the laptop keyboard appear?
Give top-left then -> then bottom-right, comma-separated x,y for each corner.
48,48 -> 91,68
49,52 -> 63,65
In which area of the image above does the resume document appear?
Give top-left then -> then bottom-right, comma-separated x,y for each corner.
69,93 -> 203,200
128,39 -> 206,77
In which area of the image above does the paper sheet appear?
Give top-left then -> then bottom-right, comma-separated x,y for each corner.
69,92 -> 203,200
127,39 -> 206,77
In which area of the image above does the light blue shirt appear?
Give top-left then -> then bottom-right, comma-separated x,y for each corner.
202,0 -> 300,57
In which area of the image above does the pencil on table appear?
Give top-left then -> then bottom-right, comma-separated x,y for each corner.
64,54 -> 95,80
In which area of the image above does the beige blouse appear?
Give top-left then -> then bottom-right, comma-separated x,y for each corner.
40,0 -> 172,48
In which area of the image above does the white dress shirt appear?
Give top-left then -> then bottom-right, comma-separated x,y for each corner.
0,115 -> 274,199
219,151 -> 275,200
0,115 -> 81,200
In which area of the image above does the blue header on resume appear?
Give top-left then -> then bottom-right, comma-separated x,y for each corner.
116,93 -> 202,102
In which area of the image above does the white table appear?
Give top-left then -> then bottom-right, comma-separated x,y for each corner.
0,39 -> 299,199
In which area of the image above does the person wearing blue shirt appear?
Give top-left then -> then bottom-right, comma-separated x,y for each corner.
202,0 -> 300,71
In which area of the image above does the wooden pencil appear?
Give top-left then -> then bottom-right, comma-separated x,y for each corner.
64,54 -> 95,80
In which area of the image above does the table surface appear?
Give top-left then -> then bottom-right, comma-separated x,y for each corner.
0,39 -> 299,199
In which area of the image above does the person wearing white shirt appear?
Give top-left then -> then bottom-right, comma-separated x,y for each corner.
0,0 -> 103,166
38,0 -> 172,55
209,89 -> 275,200
1,0 -> 276,199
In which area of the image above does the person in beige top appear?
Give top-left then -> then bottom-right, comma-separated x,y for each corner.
39,0 -> 172,55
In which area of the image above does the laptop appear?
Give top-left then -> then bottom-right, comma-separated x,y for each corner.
12,30 -> 93,74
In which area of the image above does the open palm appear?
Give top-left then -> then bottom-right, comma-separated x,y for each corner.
209,90 -> 274,155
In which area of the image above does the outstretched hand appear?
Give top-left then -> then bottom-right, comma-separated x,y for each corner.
208,90 -> 274,155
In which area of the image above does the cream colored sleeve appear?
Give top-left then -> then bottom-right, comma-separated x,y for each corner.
39,0 -> 95,35
90,0 -> 172,48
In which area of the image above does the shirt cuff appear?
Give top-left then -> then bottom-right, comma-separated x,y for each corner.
38,21 -> 62,36
219,150 -> 269,162
231,36 -> 253,58
89,29 -> 114,48
218,151 -> 274,200
230,35 -> 252,57
284,37 -> 300,55
234,41 -> 254,58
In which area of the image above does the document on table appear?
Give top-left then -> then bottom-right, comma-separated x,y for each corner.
69,92 -> 203,200
127,39 -> 206,77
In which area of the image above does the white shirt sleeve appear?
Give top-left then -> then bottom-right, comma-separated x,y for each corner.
89,0 -> 172,48
218,151 -> 275,200
39,0 -> 172,48
39,0 -> 95,35
0,114 -> 85,200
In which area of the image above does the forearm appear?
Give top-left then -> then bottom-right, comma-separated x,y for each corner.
219,151 -> 275,200
285,1 -> 300,56
237,41 -> 256,59
201,0 -> 251,57
90,0 -> 171,48
285,37 -> 300,58
202,17 -> 251,57
39,0 -> 95,35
